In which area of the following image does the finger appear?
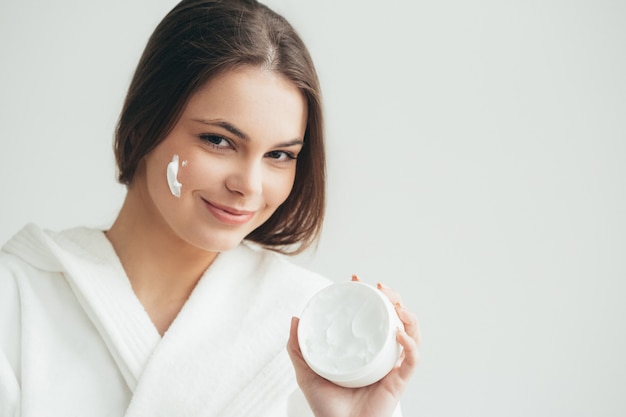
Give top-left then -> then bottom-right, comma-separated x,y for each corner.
394,303 -> 421,345
377,282 -> 403,305
395,327 -> 420,381
351,274 -> 360,282
287,317 -> 319,385
287,317 -> 303,361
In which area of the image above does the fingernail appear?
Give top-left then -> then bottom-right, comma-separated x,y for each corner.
377,282 -> 385,290
396,326 -> 406,337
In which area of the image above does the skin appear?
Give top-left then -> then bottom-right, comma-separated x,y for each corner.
105,64 -> 421,416
106,66 -> 307,335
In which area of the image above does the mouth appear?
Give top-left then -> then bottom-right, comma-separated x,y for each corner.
201,198 -> 256,226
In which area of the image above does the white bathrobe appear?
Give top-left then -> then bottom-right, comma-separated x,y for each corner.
0,224 -> 332,417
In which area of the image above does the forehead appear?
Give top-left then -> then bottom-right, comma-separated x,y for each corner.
184,66 -> 308,140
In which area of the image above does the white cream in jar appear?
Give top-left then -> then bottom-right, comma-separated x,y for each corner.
297,281 -> 403,388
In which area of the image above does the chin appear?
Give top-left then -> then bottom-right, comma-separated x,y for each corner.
192,231 -> 248,253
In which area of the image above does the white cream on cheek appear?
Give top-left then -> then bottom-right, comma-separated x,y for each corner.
303,285 -> 387,374
166,154 -> 184,198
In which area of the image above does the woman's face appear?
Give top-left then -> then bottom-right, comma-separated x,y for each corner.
138,66 -> 307,252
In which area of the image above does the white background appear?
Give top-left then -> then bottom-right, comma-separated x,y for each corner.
1,1 -> 625,416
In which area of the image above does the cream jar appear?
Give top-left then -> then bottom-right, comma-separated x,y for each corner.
297,281 -> 403,388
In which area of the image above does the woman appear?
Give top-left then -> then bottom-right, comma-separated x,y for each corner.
0,0 -> 420,416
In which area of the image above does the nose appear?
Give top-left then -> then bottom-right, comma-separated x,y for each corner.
225,158 -> 263,197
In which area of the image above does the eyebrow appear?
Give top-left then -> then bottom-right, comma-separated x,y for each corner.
192,118 -> 304,147
193,118 -> 250,140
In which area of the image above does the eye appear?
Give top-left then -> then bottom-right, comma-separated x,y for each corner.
266,150 -> 297,162
199,134 -> 231,149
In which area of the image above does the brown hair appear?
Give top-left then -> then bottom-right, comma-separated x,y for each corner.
114,0 -> 325,254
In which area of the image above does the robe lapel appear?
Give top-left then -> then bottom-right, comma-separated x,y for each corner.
3,225 -> 328,416
124,243 -> 309,417
48,227 -> 161,391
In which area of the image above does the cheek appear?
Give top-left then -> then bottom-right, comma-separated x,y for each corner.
266,170 -> 297,207
145,151 -> 174,196
174,154 -> 216,190
171,153 -> 297,205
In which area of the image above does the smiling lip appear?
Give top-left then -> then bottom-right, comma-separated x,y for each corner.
202,199 -> 256,225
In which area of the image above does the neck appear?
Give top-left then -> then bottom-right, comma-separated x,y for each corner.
105,181 -> 217,334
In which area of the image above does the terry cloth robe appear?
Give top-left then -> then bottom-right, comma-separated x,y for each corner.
0,223 -> 341,417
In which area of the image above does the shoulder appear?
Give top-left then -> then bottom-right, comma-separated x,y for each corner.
0,223 -> 102,312
232,241 -> 332,314
0,246 -> 44,293
0,228 -> 68,318
0,252 -> 25,405
241,241 -> 331,291
0,253 -> 21,309
0,224 -> 54,317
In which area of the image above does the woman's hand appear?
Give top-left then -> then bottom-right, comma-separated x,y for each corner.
287,275 -> 421,417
